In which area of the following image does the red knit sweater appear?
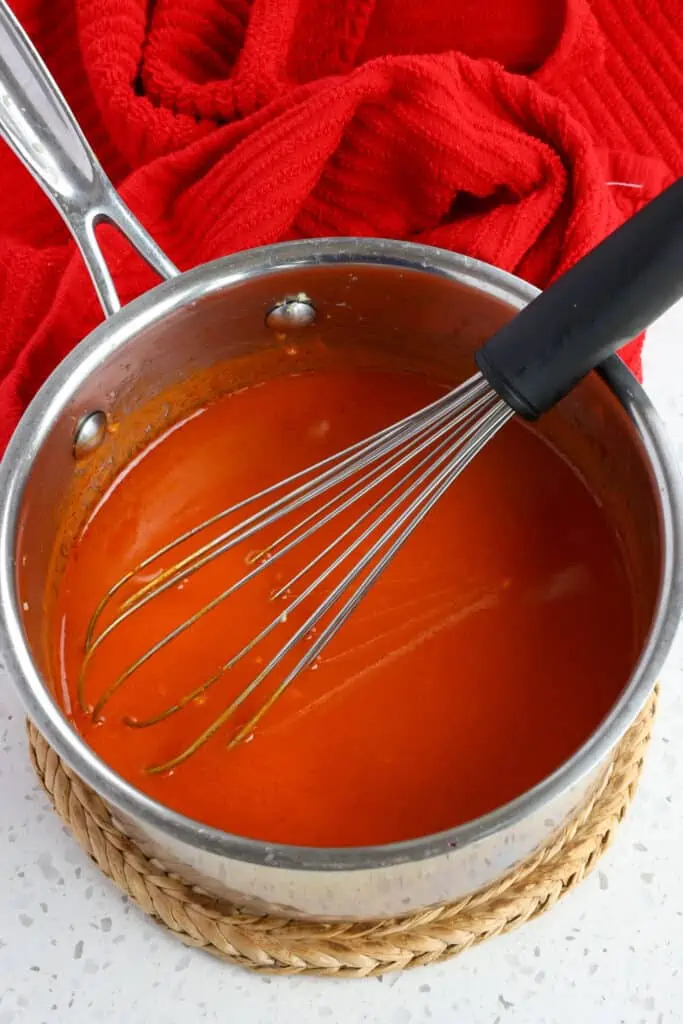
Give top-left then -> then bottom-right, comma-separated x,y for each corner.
0,0 -> 681,451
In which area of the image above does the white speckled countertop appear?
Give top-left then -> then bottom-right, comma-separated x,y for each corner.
1,310 -> 682,1024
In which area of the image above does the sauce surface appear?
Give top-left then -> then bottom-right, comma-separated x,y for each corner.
52,368 -> 637,846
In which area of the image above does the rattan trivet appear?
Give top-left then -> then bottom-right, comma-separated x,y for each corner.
26,690 -> 656,977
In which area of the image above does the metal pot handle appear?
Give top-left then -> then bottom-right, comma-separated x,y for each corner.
0,0 -> 179,317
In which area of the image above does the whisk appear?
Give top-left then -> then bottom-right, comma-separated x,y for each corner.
81,178 -> 683,772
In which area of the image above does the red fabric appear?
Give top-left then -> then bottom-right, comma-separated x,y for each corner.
1,0 -> 681,452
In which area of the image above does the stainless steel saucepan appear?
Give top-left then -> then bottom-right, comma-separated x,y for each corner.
0,2 -> 681,920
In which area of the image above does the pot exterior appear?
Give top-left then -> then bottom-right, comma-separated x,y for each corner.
1,240 -> 681,921
110,761 -> 606,919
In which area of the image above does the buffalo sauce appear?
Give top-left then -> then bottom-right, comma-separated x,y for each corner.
51,368 -> 637,846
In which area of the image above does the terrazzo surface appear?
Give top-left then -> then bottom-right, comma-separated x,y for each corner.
1,307 -> 682,1023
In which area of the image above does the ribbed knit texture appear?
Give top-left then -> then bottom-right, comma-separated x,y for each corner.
1,0 -> 681,450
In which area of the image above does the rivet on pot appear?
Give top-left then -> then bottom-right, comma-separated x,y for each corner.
73,410 -> 108,459
265,294 -> 317,330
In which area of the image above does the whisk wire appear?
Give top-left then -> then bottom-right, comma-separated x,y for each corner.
125,409 -> 484,735
146,395 -> 511,772
221,398 -> 513,756
79,379 -> 494,714
78,373 -> 514,770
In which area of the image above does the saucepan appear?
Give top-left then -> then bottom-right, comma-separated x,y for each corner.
0,3 -> 681,920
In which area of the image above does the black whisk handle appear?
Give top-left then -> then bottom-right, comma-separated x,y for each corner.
476,177 -> 683,419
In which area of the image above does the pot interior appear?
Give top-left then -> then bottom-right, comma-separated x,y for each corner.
12,257 -> 663,827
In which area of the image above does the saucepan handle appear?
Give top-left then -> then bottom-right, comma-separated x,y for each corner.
0,0 -> 179,317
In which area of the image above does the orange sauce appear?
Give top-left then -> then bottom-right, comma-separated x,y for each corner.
51,368 -> 637,846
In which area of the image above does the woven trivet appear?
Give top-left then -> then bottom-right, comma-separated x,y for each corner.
26,690 -> 657,977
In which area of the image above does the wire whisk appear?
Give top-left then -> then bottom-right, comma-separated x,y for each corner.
78,174 -> 683,771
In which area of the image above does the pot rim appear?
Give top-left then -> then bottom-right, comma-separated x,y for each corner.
1,237 -> 681,872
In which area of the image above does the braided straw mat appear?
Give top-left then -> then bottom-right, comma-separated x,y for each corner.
26,690 -> 656,977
